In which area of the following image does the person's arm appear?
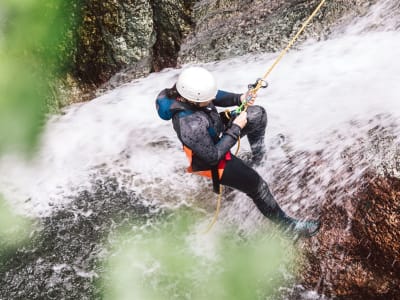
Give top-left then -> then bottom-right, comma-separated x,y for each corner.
213,90 -> 257,107
177,113 -> 242,165
212,90 -> 242,107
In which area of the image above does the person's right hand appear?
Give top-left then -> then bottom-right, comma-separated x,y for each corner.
233,111 -> 247,129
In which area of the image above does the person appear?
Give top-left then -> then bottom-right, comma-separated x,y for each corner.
155,66 -> 320,238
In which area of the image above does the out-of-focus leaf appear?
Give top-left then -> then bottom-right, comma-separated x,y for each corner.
103,212 -> 296,300
0,195 -> 31,253
0,0 -> 79,154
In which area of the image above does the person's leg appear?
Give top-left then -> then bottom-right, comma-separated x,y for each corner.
220,155 -> 290,224
240,105 -> 267,164
220,155 -> 320,237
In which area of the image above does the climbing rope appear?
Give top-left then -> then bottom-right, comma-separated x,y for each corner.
202,185 -> 223,234
237,0 -> 327,112
203,0 -> 327,233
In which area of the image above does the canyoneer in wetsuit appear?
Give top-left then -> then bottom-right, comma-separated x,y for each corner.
156,66 -> 320,237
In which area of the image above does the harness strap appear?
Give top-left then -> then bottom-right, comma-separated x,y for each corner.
183,146 -> 231,193
211,167 -> 220,193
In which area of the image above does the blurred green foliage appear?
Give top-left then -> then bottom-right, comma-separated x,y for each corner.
0,0 -> 79,154
0,194 -> 31,260
103,212 -> 295,300
0,0 -> 79,262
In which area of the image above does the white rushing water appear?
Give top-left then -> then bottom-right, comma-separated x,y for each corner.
0,0 -> 399,222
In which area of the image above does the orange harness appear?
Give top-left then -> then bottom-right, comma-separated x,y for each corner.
183,146 -> 231,180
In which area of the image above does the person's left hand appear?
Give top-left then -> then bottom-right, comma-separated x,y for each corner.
240,91 -> 257,106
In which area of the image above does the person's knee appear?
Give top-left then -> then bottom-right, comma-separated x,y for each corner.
247,105 -> 267,128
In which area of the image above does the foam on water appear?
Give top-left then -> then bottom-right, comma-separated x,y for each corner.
0,0 -> 399,218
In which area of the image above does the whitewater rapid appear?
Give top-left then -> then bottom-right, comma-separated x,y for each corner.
0,0 -> 399,223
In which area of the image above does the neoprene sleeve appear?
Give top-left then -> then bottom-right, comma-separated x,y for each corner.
178,112 -> 241,166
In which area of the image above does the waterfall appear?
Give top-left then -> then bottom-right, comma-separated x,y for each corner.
0,1 -> 399,298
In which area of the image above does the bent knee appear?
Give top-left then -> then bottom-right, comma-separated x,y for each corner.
247,105 -> 267,127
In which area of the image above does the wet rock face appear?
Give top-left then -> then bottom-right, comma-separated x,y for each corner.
67,0 -> 379,95
0,177 -> 159,299
302,174 -> 400,299
178,0 -> 378,64
71,0 -> 195,89
268,122 -> 400,299
151,0 -> 196,72
74,0 -> 155,85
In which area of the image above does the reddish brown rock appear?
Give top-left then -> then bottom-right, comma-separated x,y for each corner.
266,122 -> 400,299
299,173 -> 400,299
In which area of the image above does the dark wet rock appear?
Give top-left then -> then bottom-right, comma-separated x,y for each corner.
0,177 -> 160,299
178,0 -> 378,64
63,0 -> 195,98
60,0 -> 384,102
151,0 -> 196,72
74,0 -> 155,86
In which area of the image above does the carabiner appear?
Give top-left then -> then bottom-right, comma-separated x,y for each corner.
248,78 -> 268,90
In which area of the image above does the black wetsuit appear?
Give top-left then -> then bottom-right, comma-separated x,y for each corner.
156,89 -> 292,226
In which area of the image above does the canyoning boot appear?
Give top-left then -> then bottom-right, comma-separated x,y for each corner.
250,146 -> 267,166
267,133 -> 286,151
237,151 -> 256,167
237,150 -> 266,167
247,134 -> 286,167
285,219 -> 321,239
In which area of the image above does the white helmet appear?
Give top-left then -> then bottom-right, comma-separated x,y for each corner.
176,67 -> 218,102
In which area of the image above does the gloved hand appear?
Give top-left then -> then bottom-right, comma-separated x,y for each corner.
240,90 -> 257,106
233,111 -> 247,129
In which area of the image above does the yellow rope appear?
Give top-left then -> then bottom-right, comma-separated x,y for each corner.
203,0 -> 326,233
251,0 -> 327,94
202,185 -> 223,234
235,136 -> 241,156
